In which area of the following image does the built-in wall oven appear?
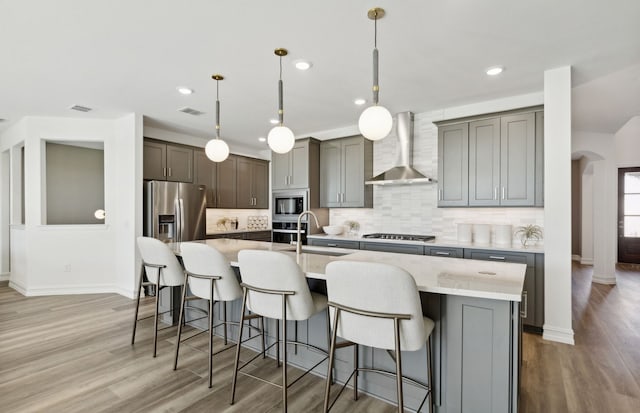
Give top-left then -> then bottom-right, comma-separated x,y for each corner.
272,190 -> 308,244
272,221 -> 308,245
272,190 -> 307,222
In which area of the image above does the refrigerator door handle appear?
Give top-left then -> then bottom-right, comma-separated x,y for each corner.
174,198 -> 181,243
178,198 -> 185,243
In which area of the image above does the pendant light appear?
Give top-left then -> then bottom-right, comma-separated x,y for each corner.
267,48 -> 295,154
358,7 -> 393,141
205,74 -> 230,162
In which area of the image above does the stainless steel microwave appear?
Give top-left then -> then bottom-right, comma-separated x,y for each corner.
272,190 -> 308,222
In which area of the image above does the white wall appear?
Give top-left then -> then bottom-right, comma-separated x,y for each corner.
543,66 -> 574,345
572,131 -> 617,284
0,115 -> 142,297
616,116 -> 640,167
580,159 -> 594,265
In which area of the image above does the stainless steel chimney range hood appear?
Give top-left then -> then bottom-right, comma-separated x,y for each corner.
365,111 -> 436,185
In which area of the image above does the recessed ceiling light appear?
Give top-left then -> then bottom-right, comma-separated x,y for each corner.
177,87 -> 194,95
486,66 -> 504,76
258,137 -> 266,142
269,118 -> 279,125
354,98 -> 366,105
294,60 -> 312,70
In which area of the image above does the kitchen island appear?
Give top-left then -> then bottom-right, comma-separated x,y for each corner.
171,239 -> 525,413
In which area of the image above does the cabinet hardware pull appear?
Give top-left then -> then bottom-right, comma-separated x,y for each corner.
438,189 -> 442,201
336,193 -> 340,203
494,187 -> 498,200
163,167 -> 167,177
327,243 -> 337,247
435,251 -> 450,256
501,187 -> 505,200
168,167 -> 172,177
521,291 -> 528,318
489,256 -> 506,260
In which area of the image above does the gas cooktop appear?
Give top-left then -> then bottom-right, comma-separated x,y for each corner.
362,233 -> 436,242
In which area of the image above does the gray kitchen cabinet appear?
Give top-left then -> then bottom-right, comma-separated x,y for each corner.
320,136 -> 373,208
272,138 -> 319,190
469,118 -> 501,206
463,248 -> 543,331
424,246 -> 464,258
437,123 -> 469,207
500,112 -> 535,206
535,111 -> 544,206
237,157 -> 269,209
359,241 -> 424,255
193,149 -> 217,207
216,155 -> 237,208
308,238 -> 360,249
143,139 -> 193,183
206,230 -> 272,242
443,294 -> 519,413
468,113 -> 535,206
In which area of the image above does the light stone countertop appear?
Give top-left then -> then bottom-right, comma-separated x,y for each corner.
171,239 -> 526,302
307,233 -> 544,254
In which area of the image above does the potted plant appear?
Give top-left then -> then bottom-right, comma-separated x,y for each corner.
344,220 -> 360,236
515,224 -> 543,247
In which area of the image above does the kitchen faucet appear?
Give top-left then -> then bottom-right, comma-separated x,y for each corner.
296,210 -> 320,254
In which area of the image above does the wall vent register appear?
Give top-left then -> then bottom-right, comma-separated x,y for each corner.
362,233 -> 435,242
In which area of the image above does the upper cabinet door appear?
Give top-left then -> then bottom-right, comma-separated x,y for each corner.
252,159 -> 269,208
236,157 -> 253,209
500,113 -> 535,206
438,123 -> 469,207
193,149 -> 216,207
341,137 -> 366,207
143,141 -> 167,181
271,151 -> 291,190
166,144 -> 193,183
320,141 -> 342,207
216,155 -> 237,208
289,142 -> 309,189
469,118 -> 500,206
535,111 -> 544,207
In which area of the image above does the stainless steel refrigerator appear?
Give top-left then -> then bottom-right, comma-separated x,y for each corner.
144,181 -> 207,242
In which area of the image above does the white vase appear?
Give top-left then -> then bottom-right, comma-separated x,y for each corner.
494,224 -> 513,245
474,224 -> 491,244
457,223 -> 472,243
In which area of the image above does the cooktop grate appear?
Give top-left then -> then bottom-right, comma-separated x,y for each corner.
362,233 -> 435,242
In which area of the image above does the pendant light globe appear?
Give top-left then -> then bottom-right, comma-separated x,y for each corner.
205,138 -> 229,162
267,125 -> 295,154
359,105 -> 393,141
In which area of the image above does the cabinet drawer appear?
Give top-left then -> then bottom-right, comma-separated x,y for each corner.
425,247 -> 464,258
308,239 -> 360,249
463,249 -> 535,267
243,231 -> 272,242
360,242 -> 424,255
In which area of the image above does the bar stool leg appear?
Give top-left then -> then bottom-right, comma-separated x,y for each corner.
394,318 -> 404,413
152,268 -> 162,358
260,316 -> 266,358
223,301 -> 228,345
230,288 -> 248,405
353,344 -> 359,401
208,279 -> 215,388
281,295 -> 288,413
131,264 -> 144,345
173,273 -> 189,370
427,336 -> 434,413
276,319 -> 281,367
323,307 -> 340,413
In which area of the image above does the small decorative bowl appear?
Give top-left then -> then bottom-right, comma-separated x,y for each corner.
323,225 -> 344,235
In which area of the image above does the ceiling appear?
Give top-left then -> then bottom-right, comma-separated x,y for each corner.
1,0 -> 639,149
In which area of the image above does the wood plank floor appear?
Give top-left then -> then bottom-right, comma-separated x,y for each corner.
1,262 -> 639,412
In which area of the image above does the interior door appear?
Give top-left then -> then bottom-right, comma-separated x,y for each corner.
618,167 -> 640,263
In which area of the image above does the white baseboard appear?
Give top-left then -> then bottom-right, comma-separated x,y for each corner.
8,283 -> 136,298
543,325 -> 575,345
0,272 -> 9,282
592,274 -> 617,285
580,258 -> 593,265
571,254 -> 581,261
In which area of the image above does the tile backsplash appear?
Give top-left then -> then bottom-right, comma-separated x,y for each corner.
206,209 -> 270,233
329,111 -> 544,243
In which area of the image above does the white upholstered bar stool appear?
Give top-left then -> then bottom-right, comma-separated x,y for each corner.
323,261 -> 435,413
132,236 -> 185,357
174,242 -> 243,388
231,250 -> 330,413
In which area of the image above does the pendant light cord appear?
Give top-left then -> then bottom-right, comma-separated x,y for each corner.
215,79 -> 221,139
278,55 -> 284,125
372,13 -> 380,105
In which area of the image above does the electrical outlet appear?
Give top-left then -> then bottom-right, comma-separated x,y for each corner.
64,264 -> 71,272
